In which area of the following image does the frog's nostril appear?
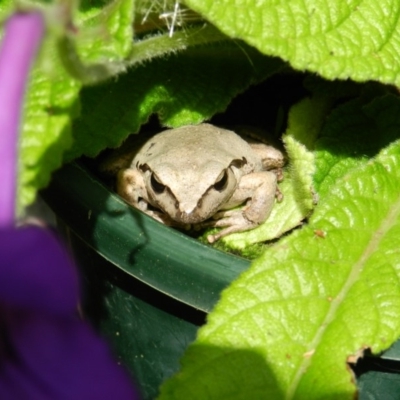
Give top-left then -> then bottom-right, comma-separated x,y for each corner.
179,201 -> 197,215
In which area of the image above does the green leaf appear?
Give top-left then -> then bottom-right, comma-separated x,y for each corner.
222,95 -> 329,250
314,94 -> 400,196
18,42 -> 81,210
184,0 -> 400,86
56,0 -> 135,84
0,0 -> 12,19
77,0 -> 134,60
65,42 -> 284,160
158,103 -> 400,399
14,0 -> 135,209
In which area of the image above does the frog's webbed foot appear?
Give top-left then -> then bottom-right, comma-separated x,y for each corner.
202,210 -> 257,243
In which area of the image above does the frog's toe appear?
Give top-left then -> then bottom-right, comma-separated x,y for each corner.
207,227 -> 239,243
207,223 -> 251,243
275,187 -> 284,202
201,213 -> 243,229
211,209 -> 242,220
205,212 -> 258,242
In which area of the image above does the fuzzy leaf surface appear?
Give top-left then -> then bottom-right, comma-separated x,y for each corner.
314,94 -> 400,196
66,42 -> 283,159
159,105 -> 400,399
18,43 -> 81,209
185,0 -> 400,86
9,0 -> 135,209
222,96 -> 328,249
77,0 -> 134,61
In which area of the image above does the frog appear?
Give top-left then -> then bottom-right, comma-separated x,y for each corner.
99,123 -> 285,243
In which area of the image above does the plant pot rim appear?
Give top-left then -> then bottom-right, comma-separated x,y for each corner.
41,161 -> 250,312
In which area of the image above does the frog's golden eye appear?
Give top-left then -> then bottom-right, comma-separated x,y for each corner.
213,169 -> 229,192
151,173 -> 166,194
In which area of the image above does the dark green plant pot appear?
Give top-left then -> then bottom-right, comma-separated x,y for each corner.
42,162 -> 400,400
41,162 -> 250,399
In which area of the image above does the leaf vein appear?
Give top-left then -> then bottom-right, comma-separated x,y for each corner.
285,170 -> 400,399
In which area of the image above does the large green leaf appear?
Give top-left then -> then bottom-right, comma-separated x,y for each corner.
19,49 -> 80,209
184,0 -> 400,86
314,93 -> 400,196
13,0 -> 135,209
66,42 -> 283,159
158,96 -> 400,399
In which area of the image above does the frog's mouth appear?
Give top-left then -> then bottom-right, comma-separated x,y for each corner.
173,209 -> 210,225
147,191 -> 215,225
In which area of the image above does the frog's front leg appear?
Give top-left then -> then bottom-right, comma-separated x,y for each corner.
204,171 -> 278,243
116,169 -> 177,226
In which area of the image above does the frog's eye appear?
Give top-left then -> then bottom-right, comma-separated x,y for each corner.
213,169 -> 229,192
151,173 -> 166,194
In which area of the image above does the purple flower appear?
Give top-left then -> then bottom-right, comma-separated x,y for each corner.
0,12 -> 43,227
0,226 -> 138,399
0,11 -> 139,400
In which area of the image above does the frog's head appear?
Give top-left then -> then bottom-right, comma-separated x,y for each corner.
138,158 -> 246,224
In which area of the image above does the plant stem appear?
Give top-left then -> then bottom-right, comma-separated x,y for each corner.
58,23 -> 228,85
0,12 -> 44,227
128,23 -> 228,66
